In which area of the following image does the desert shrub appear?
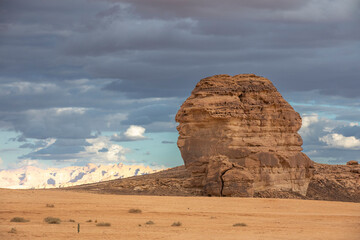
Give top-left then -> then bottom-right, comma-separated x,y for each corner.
8,228 -> 17,234
46,204 -> 55,208
86,219 -> 92,222
146,220 -> 154,225
171,221 -> 182,227
233,222 -> 247,227
10,217 -> 29,222
44,217 -> 61,224
96,222 -> 111,227
69,219 -> 76,222
128,208 -> 142,214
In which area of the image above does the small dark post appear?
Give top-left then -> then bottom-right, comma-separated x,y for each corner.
78,223 -> 80,233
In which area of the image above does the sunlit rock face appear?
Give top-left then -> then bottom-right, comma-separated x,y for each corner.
176,74 -> 313,197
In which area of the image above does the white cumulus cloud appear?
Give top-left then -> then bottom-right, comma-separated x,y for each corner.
111,125 -> 147,141
124,125 -> 146,139
84,136 -> 129,163
319,133 -> 360,150
302,114 -> 319,128
299,114 -> 320,137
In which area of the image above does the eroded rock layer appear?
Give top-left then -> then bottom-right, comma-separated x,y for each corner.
175,74 -> 314,196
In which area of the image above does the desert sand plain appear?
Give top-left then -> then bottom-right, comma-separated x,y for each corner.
0,189 -> 359,240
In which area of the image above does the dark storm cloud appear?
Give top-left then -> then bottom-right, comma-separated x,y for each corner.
20,139 -> 89,160
98,147 -> 109,152
9,108 -> 95,139
121,103 -> 178,125
285,90 -> 360,124
9,135 -> 27,142
0,78 -> 178,140
0,0 -> 359,164
19,140 -> 49,149
115,0 -> 310,19
334,125 -> 360,139
1,0 -> 359,98
66,0 -> 359,98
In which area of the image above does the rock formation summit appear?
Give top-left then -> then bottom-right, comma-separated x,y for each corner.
176,74 -> 314,197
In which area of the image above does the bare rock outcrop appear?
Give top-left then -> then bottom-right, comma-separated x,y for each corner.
67,163 -> 359,202
347,160 -> 358,166
306,163 -> 360,202
175,74 -> 314,197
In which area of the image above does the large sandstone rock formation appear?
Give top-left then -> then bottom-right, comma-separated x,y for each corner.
175,74 -> 314,197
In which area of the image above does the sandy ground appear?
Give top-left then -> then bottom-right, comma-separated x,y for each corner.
0,189 -> 359,240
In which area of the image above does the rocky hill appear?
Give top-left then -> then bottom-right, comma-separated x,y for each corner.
306,163 -> 360,202
64,163 -> 360,202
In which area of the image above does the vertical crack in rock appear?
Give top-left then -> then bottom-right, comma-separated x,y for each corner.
220,165 -> 234,197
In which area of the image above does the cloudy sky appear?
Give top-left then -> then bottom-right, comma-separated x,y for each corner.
0,0 -> 359,170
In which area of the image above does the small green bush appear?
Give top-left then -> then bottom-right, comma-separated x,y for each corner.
233,222 -> 247,227
146,220 -> 154,225
96,222 -> 111,227
10,217 -> 29,222
128,208 -> 142,214
46,204 -> 55,208
171,221 -> 182,227
44,217 -> 61,224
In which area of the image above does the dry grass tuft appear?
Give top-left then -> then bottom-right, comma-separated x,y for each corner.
96,222 -> 111,227
8,228 -> 17,234
171,221 -> 182,227
233,222 -> 247,227
146,220 -> 154,225
10,217 -> 29,222
44,217 -> 61,224
46,204 -> 55,208
128,208 -> 142,214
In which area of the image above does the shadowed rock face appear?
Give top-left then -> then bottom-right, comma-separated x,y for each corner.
175,74 -> 314,196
